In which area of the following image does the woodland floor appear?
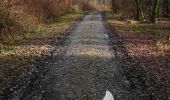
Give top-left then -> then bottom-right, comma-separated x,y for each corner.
106,11 -> 170,100
0,13 -> 83,99
0,11 -> 169,100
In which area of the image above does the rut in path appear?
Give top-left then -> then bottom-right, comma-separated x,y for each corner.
20,12 -> 146,100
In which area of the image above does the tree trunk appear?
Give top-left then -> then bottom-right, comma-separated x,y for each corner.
150,0 -> 160,23
111,0 -> 117,13
136,0 -> 145,21
163,0 -> 169,18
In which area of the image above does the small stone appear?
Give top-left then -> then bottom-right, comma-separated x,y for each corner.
10,88 -> 14,91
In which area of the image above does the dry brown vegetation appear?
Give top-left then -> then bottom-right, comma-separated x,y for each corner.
0,12 -> 83,96
0,0 -> 94,97
106,11 -> 170,99
0,0 -> 93,42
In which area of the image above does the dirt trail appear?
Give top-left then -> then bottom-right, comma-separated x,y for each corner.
11,12 -> 147,100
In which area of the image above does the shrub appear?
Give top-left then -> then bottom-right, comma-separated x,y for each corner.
0,0 -> 93,41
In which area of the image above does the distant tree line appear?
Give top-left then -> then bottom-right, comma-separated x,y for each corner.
111,0 -> 169,23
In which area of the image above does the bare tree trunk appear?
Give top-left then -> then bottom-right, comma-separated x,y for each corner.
94,0 -> 97,6
150,0 -> 160,23
111,0 -> 117,13
136,0 -> 145,21
163,0 -> 169,18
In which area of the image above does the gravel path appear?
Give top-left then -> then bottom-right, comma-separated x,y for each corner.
16,12 -> 146,100
46,12 -> 117,100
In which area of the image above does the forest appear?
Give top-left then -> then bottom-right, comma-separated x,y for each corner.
0,0 -> 169,100
0,0 -> 169,39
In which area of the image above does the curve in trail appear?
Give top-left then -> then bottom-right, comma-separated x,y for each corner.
21,12 -> 146,100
